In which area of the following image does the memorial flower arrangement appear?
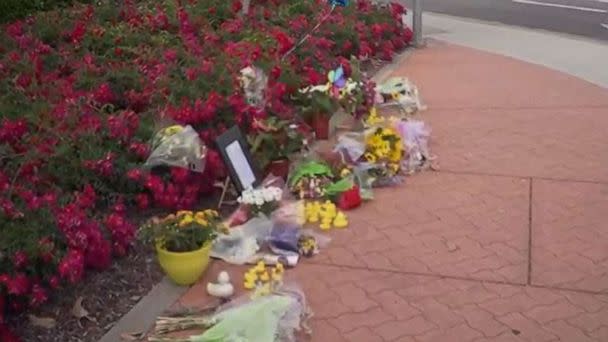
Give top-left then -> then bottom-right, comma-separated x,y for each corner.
237,186 -> 283,217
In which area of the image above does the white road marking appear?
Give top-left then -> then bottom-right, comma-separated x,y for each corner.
602,23 -> 608,29
512,0 -> 607,13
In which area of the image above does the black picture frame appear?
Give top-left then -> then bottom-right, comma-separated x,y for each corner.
215,126 -> 261,193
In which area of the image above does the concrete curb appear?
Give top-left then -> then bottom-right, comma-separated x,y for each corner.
97,277 -> 187,342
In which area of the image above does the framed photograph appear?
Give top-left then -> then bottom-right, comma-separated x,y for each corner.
215,126 -> 261,193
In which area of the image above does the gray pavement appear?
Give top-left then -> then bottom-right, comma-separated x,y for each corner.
400,0 -> 608,41
419,13 -> 608,88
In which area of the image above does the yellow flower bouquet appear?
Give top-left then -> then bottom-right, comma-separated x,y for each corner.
139,210 -> 226,253
362,125 -> 404,180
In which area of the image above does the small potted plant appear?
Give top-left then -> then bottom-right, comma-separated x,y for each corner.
295,88 -> 340,140
249,117 -> 306,180
139,210 -> 226,286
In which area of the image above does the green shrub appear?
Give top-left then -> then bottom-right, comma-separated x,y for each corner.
0,0 -> 87,23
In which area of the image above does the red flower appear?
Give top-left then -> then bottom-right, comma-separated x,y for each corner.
0,324 -> 22,342
390,3 -> 407,17
135,193 -> 150,210
92,83 -> 115,105
273,31 -> 294,55
69,22 -> 87,44
126,168 -> 143,182
15,73 -> 32,88
170,167 -> 190,184
58,249 -> 85,284
12,251 -> 29,270
29,284 -> 49,307
85,238 -> 112,270
129,141 -> 150,159
270,65 -> 282,80
144,174 -> 164,193
47,275 -> 61,289
6,273 -> 31,296
303,67 -> 324,85
231,0 -> 243,13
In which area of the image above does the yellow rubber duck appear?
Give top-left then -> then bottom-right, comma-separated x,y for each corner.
306,201 -> 322,223
244,279 -> 256,289
253,261 -> 266,273
333,211 -> 348,228
259,271 -> 270,282
244,272 -> 257,282
271,269 -> 283,282
319,218 -> 332,230
320,211 -> 335,224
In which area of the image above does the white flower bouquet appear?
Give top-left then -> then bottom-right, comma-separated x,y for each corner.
237,186 -> 283,217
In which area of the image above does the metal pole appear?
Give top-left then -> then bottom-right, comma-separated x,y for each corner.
412,0 -> 424,47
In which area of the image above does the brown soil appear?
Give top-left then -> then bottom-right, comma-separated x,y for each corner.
9,242 -> 164,342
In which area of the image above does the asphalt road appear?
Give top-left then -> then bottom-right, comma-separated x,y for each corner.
400,0 -> 608,41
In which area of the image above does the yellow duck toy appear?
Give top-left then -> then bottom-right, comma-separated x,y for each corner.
333,211 -> 348,228
306,201 -> 320,223
319,201 -> 336,230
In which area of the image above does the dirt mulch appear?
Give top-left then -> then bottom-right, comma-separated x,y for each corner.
9,242 -> 163,342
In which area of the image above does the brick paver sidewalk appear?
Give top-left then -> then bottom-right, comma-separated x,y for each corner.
169,40 -> 608,341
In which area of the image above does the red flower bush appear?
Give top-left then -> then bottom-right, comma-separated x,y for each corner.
0,0 -> 411,332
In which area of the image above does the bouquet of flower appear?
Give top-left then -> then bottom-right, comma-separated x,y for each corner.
287,161 -> 334,199
145,124 -> 207,173
139,210 -> 225,252
237,186 -> 283,217
363,125 -> 404,180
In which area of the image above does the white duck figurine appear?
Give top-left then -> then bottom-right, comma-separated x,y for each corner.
206,271 -> 235,299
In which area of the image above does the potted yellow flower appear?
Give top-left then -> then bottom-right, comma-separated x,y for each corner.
140,210 -> 225,286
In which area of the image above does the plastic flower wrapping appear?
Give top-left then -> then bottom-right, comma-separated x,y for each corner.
239,66 -> 268,109
237,186 -> 283,217
145,124 -> 207,172
375,77 -> 426,115
394,120 -> 434,173
150,283 -> 312,342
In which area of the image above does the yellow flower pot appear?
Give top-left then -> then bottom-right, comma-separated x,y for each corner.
155,242 -> 213,286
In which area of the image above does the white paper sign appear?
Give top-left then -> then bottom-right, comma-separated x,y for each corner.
226,141 -> 256,189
